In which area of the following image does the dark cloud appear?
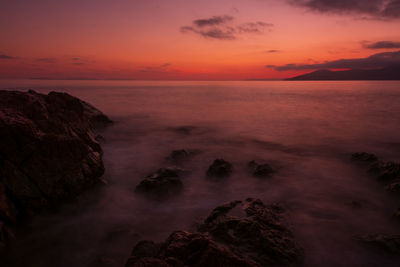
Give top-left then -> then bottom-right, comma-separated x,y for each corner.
287,0 -> 400,19
36,58 -> 57,63
266,49 -> 280,53
161,63 -> 171,67
72,57 -> 81,61
181,26 -> 236,40
363,41 -> 400,49
193,15 -> 234,27
267,50 -> 400,71
181,15 -> 273,40
0,54 -> 16,59
72,62 -> 84,66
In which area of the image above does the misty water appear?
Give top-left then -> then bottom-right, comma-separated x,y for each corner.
1,80 -> 400,266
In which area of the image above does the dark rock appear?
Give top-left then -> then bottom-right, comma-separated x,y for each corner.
345,200 -> 362,209
166,150 -> 190,163
386,180 -> 400,194
351,152 -> 379,163
0,90 -> 111,245
351,153 -> 400,181
136,167 -> 184,196
206,159 -> 233,177
126,199 -> 303,267
248,160 -> 274,177
357,234 -> 400,254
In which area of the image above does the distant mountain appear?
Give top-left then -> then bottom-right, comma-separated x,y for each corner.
286,65 -> 400,81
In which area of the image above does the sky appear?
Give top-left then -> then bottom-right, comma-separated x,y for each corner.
0,0 -> 400,80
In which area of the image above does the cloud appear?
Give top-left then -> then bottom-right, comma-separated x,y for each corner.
72,57 -> 81,61
266,49 -> 280,53
138,63 -> 172,73
363,41 -> 400,49
36,58 -> 57,63
72,62 -> 84,66
267,50 -> 400,71
287,0 -> 400,19
193,15 -> 233,27
180,15 -> 273,40
0,54 -> 16,59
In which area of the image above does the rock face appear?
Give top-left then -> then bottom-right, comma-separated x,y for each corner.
126,198 -> 304,267
206,159 -> 233,177
136,167 -> 184,196
248,160 -> 274,178
0,90 -> 111,246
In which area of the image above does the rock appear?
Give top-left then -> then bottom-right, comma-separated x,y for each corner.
345,200 -> 362,209
386,180 -> 400,194
351,153 -> 400,181
0,90 -> 111,245
351,152 -> 379,163
206,159 -> 233,177
166,150 -> 190,163
248,160 -> 274,177
357,234 -> 400,254
136,167 -> 184,196
126,199 -> 303,267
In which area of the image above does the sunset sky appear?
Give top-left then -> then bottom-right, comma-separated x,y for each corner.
1,0 -> 400,80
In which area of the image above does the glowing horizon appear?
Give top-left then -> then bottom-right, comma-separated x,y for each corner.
1,0 -> 400,80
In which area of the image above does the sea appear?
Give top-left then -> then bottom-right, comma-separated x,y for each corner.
1,80 -> 400,266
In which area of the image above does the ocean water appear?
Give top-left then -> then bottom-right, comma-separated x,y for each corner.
1,80 -> 400,266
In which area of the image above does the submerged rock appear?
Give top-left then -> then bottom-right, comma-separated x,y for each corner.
351,152 -> 400,182
0,90 -> 111,245
351,152 -> 379,163
166,149 -> 190,163
248,160 -> 274,177
206,159 -> 233,177
136,167 -> 184,196
126,199 -> 303,267
357,234 -> 400,254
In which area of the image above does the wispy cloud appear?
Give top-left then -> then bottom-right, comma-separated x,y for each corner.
0,54 -> 17,59
266,49 -> 281,53
138,63 -> 172,73
180,15 -> 273,40
267,50 -> 400,70
36,58 -> 57,63
363,40 -> 400,49
287,0 -> 400,19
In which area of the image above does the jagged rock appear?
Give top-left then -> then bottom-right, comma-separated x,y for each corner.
126,199 -> 303,267
357,234 -> 400,254
206,159 -> 232,177
248,160 -> 274,177
0,90 -> 111,245
136,167 -> 184,196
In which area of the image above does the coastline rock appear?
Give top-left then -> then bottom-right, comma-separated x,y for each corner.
248,160 -> 274,177
206,159 -> 233,177
351,152 -> 400,181
136,167 -> 184,196
126,199 -> 303,267
166,149 -> 190,163
0,90 -> 111,245
357,234 -> 400,254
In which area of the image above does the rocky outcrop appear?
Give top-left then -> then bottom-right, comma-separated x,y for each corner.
136,167 -> 184,197
357,234 -> 400,254
0,90 -> 111,246
248,160 -> 274,178
206,159 -> 233,178
126,198 -> 304,267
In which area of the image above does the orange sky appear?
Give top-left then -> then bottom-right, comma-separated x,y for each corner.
1,0 -> 400,80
